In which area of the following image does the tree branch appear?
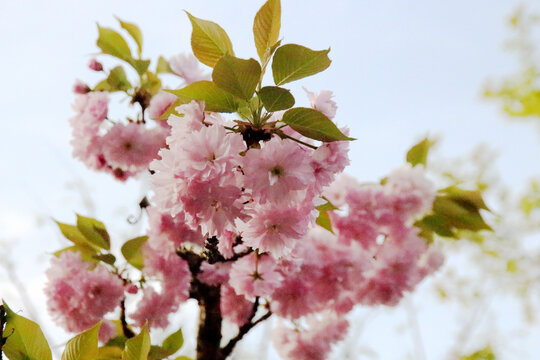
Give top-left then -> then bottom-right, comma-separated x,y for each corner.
120,299 -> 135,338
220,302 -> 272,359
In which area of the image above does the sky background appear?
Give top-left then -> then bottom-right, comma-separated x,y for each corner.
1,1 -> 540,359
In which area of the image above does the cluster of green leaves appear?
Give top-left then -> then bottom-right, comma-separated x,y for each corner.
405,138 -> 493,242
0,301 -> 190,360
165,0 -> 353,143
55,215 -> 147,270
93,18 -> 162,101
459,346 -> 496,360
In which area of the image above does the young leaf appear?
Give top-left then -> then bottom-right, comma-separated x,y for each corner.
54,245 -> 99,263
253,0 -> 281,61
93,253 -> 117,266
185,12 -> 234,67
76,214 -> 111,250
96,25 -> 132,61
406,138 -> 434,167
2,301 -> 52,360
258,86 -> 295,111
162,327 -> 184,355
55,221 -> 94,248
121,324 -> 151,360
166,81 -> 242,113
441,186 -> 490,211
129,59 -> 151,76
156,56 -> 173,74
272,44 -> 331,85
94,79 -> 112,91
281,107 -> 354,142
106,66 -> 132,92
96,346 -> 124,359
121,236 -> 148,270
212,55 -> 261,100
116,18 -> 143,57
61,321 -> 101,360
142,72 -> 162,95
315,199 -> 338,233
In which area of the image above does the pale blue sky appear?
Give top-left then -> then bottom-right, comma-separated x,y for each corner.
1,1 -> 540,359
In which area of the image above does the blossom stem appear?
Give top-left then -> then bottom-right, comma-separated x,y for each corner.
281,133 -> 318,150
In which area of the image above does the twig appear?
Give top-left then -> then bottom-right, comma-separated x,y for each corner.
220,303 -> 272,359
280,133 -> 318,150
120,299 -> 135,338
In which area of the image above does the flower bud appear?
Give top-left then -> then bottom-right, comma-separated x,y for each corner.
88,58 -> 103,71
73,79 -> 90,94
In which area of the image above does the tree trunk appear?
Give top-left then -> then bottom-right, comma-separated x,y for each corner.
196,283 -> 223,360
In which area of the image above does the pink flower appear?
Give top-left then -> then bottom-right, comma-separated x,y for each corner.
101,123 -> 166,173
198,262 -> 232,286
147,207 -> 204,248
130,287 -> 179,329
169,53 -> 210,84
303,87 -> 338,119
45,251 -> 124,333
229,253 -> 282,298
218,230 -> 238,259
386,164 -> 436,218
88,58 -> 103,71
221,285 -> 254,326
175,124 -> 245,180
272,313 -> 348,360
310,129 -> 350,191
147,91 -> 177,120
322,174 -> 360,208
73,79 -> 90,94
98,320 -> 116,343
241,137 -> 313,204
238,204 -> 310,257
70,92 -> 109,132
180,177 -> 248,237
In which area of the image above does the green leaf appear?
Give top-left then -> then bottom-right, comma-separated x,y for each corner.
281,107 -> 353,142
441,186 -> 490,211
406,138 -> 434,167
121,236 -> 148,270
93,253 -> 117,266
272,44 -> 331,85
460,346 -> 496,360
2,301 -> 52,360
121,324 -> 150,360
212,55 -> 261,100
94,79 -> 112,91
148,346 -> 172,360
253,0 -> 281,62
54,245 -> 99,263
258,86 -> 295,111
129,59 -> 151,76
185,12 -> 234,67
173,357 -> 193,360
116,18 -> 143,57
315,199 -> 338,233
61,321 -> 101,360
156,56 -> 173,74
106,66 -> 132,92
55,221 -> 95,248
432,197 -> 491,232
76,215 -> 111,250
142,72 -> 162,95
166,81 -> 242,113
96,346 -> 123,360
96,25 -> 132,61
162,327 -> 184,355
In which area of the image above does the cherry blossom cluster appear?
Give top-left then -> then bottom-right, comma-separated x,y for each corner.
69,54 -> 207,181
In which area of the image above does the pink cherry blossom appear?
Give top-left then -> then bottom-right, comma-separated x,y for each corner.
220,285 -> 253,326
169,53 -> 210,84
241,137 -> 313,204
229,253 -> 282,298
147,91 -> 177,120
303,87 -> 338,119
238,203 -> 311,257
101,123 -> 166,173
45,251 -> 124,333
